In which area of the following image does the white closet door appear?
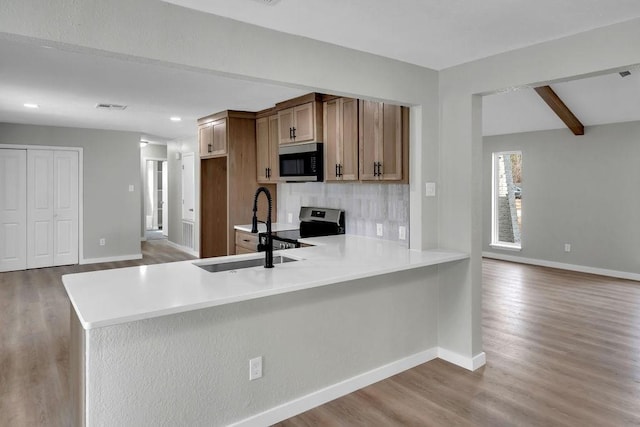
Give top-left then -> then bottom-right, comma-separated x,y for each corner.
53,150 -> 79,265
27,150 -> 55,268
0,149 -> 27,272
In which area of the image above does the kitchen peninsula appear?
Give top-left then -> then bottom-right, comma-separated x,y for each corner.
64,236 -> 467,426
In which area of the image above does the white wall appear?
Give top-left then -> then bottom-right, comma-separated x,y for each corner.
0,123 -> 141,261
483,122 -> 640,277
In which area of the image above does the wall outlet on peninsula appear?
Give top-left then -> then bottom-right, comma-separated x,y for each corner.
249,356 -> 263,381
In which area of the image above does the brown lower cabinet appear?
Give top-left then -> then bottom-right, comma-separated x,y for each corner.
235,230 -> 258,254
200,110 -> 276,258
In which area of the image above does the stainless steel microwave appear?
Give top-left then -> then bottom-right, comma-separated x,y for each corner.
279,142 -> 324,182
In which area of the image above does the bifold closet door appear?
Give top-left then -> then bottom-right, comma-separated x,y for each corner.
52,150 -> 79,266
27,150 -> 55,268
0,149 -> 27,272
27,150 -> 79,269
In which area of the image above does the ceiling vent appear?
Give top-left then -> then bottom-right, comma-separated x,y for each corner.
96,103 -> 127,110
619,71 -> 631,78
250,0 -> 281,5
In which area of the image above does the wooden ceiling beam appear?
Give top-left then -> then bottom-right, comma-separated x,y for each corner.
534,85 -> 584,135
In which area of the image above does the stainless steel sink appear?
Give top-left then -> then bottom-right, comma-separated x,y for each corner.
196,255 -> 298,273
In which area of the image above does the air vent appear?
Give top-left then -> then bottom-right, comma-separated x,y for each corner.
619,71 -> 631,78
96,103 -> 127,110
250,0 -> 281,4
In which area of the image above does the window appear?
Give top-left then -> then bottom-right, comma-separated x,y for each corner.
491,151 -> 522,250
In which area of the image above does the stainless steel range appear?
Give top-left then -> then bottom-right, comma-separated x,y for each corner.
259,207 -> 345,251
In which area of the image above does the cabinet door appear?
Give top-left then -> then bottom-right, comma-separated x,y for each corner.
268,115 -> 280,181
359,100 -> 381,181
380,104 -> 403,181
292,102 -> 315,143
278,107 -> 295,144
340,98 -> 359,181
198,123 -> 214,157
323,99 -> 340,181
256,117 -> 270,182
211,119 -> 227,156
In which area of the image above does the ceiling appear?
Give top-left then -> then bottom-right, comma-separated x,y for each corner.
1,1 -> 640,140
163,0 -> 640,70
0,38 -> 307,142
483,69 -> 640,136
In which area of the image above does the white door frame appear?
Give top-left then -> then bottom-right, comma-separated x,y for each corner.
0,144 -> 84,265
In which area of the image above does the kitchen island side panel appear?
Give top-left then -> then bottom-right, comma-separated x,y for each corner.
84,267 -> 439,426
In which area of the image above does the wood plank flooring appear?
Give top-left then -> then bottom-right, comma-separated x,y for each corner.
276,259 -> 640,426
0,240 -> 195,427
2,252 -> 639,426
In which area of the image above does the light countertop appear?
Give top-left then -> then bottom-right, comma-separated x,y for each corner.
234,223 -> 299,233
63,235 -> 468,330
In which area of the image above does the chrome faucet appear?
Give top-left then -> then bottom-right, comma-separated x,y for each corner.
251,187 -> 273,268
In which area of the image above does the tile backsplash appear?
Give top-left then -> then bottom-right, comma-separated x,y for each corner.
277,182 -> 409,246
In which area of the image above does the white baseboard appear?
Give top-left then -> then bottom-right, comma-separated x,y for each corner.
230,348 -> 439,427
165,239 -> 199,257
438,348 -> 486,371
483,251 -> 640,282
79,254 -> 142,265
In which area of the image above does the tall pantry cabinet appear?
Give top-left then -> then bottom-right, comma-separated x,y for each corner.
198,111 -> 276,258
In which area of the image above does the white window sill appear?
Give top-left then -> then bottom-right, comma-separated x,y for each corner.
490,243 -> 522,252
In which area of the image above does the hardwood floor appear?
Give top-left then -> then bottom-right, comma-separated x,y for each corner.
2,253 -> 639,426
0,240 -> 195,427
276,259 -> 640,427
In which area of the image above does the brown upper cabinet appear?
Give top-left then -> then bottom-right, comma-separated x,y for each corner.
198,117 -> 227,158
359,100 -> 408,182
256,114 -> 279,183
276,93 -> 323,145
324,98 -> 359,181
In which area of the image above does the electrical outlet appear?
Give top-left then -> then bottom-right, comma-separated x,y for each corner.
564,243 -> 571,252
249,356 -> 263,381
376,223 -> 383,237
399,226 -> 406,240
99,238 -> 106,246
128,184 -> 134,192
287,212 -> 293,223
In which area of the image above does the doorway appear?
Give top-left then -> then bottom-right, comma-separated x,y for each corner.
144,159 -> 168,240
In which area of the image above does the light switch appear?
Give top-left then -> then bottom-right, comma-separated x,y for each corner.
128,184 -> 134,192
425,182 -> 436,197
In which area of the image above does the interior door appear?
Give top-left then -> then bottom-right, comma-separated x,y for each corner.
53,150 -> 79,265
27,150 -> 54,268
0,149 -> 27,272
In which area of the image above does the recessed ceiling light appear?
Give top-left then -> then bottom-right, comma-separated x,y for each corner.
24,103 -> 39,109
170,116 -> 182,122
140,141 -> 149,148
